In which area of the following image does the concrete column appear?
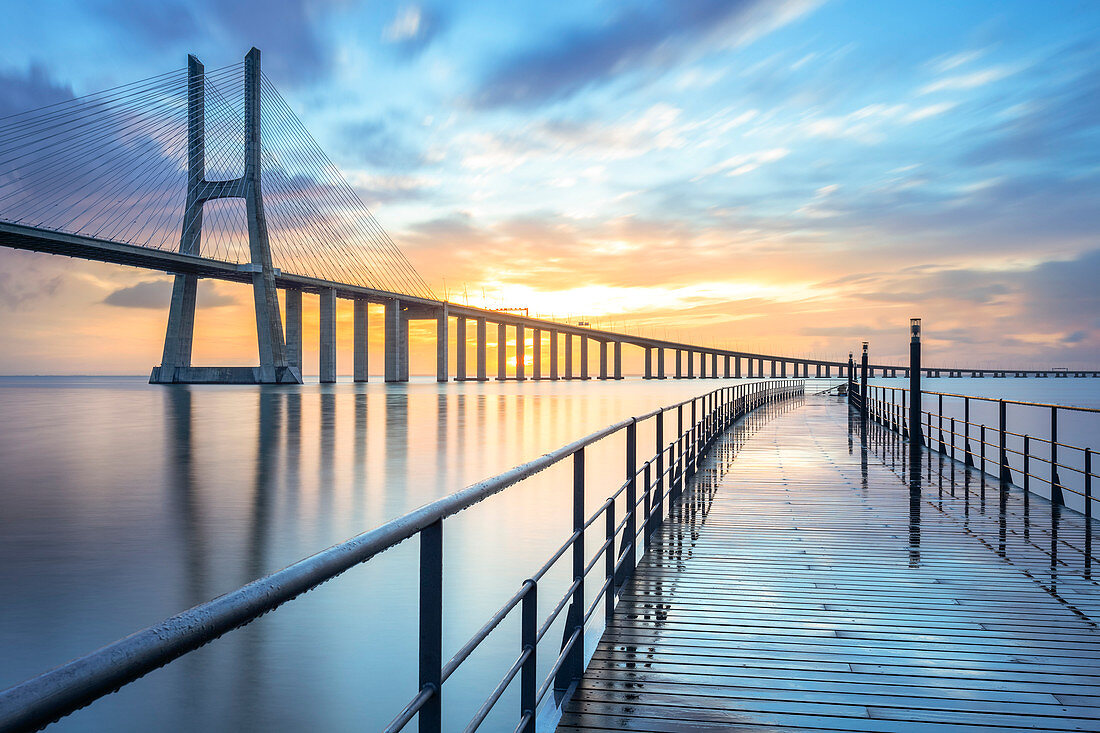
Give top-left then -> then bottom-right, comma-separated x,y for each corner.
476,318 -> 487,381
353,299 -> 368,382
384,299 -> 407,382
599,341 -> 608,380
614,342 -> 622,380
565,334 -> 573,379
781,361 -> 787,378
687,352 -> 695,379
770,360 -> 776,378
516,324 -> 525,381
532,328 -> 541,380
319,287 -> 337,384
455,316 -> 467,380
675,350 -> 682,379
644,348 -> 653,379
826,364 -> 831,377
657,348 -> 665,379
436,306 -> 448,383
549,331 -> 558,379
724,355 -> 730,378
285,288 -> 302,372
580,336 -> 589,379
497,322 -> 507,380
711,352 -> 718,379
699,352 -> 707,379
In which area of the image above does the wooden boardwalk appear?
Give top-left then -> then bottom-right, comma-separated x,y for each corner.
557,394 -> 1100,732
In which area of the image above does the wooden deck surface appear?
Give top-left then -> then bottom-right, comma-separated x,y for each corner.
557,395 -> 1100,732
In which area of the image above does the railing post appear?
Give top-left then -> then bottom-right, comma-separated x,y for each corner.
557,448 -> 585,693
419,519 -> 443,733
655,411 -> 665,528
643,462 -> 653,552
622,419 -> 638,584
520,581 -> 537,733
964,397 -> 973,467
1051,406 -> 1064,505
1086,449 -> 1093,522
998,399 -> 1010,484
604,500 -> 616,623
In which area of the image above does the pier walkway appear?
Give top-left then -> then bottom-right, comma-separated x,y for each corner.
558,395 -> 1100,732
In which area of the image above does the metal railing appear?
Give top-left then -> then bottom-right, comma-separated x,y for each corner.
0,379 -> 804,732
862,386 -> 1098,517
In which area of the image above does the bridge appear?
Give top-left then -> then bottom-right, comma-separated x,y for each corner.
2,48 -> 1096,383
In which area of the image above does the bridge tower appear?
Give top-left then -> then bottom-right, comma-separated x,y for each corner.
151,49 -> 301,384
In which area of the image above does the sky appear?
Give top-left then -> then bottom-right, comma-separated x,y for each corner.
1,0 -> 1099,374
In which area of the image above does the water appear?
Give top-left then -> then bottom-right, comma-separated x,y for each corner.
0,375 -> 1096,731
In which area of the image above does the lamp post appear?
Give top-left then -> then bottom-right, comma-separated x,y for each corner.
860,341 -> 869,417
910,318 -> 922,447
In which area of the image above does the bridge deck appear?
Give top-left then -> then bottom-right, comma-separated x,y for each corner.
557,395 -> 1100,732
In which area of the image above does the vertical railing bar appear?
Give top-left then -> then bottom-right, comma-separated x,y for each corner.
419,519 -> 443,733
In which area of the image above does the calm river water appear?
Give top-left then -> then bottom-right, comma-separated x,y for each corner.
0,375 -> 1097,731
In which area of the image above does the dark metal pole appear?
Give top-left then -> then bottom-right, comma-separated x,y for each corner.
419,520 -> 443,733
909,318 -> 922,447
860,342 -> 869,418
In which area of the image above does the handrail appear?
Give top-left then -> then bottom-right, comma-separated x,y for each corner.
0,379 -> 805,733
855,383 -> 1096,515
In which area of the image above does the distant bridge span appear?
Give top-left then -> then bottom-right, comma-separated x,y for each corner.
0,49 -> 1094,383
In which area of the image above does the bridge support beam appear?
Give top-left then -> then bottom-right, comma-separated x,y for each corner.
565,334 -> 573,379
724,355 -> 730,378
657,348 -> 665,379
771,360 -> 776,378
687,351 -> 695,379
455,316 -> 466,381
497,323 -> 507,380
384,299 -> 408,382
285,288 -> 302,373
699,352 -> 706,379
580,336 -> 589,379
549,331 -> 558,380
515,324 -> 525,381
711,352 -> 718,379
734,356 -> 741,379
675,350 -> 682,379
532,328 -> 541,380
319,288 -> 336,384
476,318 -> 487,381
436,306 -> 448,383
353,299 -> 368,382
644,348 -> 653,379
599,341 -> 608,380
614,342 -> 623,380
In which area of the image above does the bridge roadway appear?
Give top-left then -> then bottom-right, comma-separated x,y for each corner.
3,220 -> 1095,383
557,395 -> 1100,732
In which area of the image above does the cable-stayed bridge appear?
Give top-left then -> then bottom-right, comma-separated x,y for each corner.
0,48 -> 1095,383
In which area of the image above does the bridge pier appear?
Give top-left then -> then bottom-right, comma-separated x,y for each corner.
353,299 -> 368,382
580,336 -> 589,379
285,288 -> 303,373
497,323 -> 507,380
699,352 -> 706,379
599,341 -> 609,380
455,316 -> 467,381
549,331 -> 558,379
319,288 -> 336,384
532,328 -> 541,380
687,351 -> 695,379
771,360 -> 776,378
644,348 -> 653,379
384,299 -> 408,382
436,306 -> 448,382
614,342 -> 623,379
476,318 -> 487,381
565,334 -> 573,379
515,324 -> 525,381
711,352 -> 718,378
675,350 -> 683,379
657,348 -> 666,379
734,356 -> 741,379
724,355 -> 731,378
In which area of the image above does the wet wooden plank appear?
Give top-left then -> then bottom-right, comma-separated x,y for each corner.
556,396 -> 1100,732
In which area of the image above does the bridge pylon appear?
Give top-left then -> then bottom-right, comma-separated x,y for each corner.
151,48 -> 302,384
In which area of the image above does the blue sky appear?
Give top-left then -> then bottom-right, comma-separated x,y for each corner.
1,0 -> 1099,371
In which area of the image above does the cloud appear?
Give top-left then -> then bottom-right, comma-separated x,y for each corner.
383,4 -> 446,57
103,279 -> 238,308
99,0 -> 335,84
919,66 -> 1016,94
0,65 -> 73,118
472,0 -> 821,108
